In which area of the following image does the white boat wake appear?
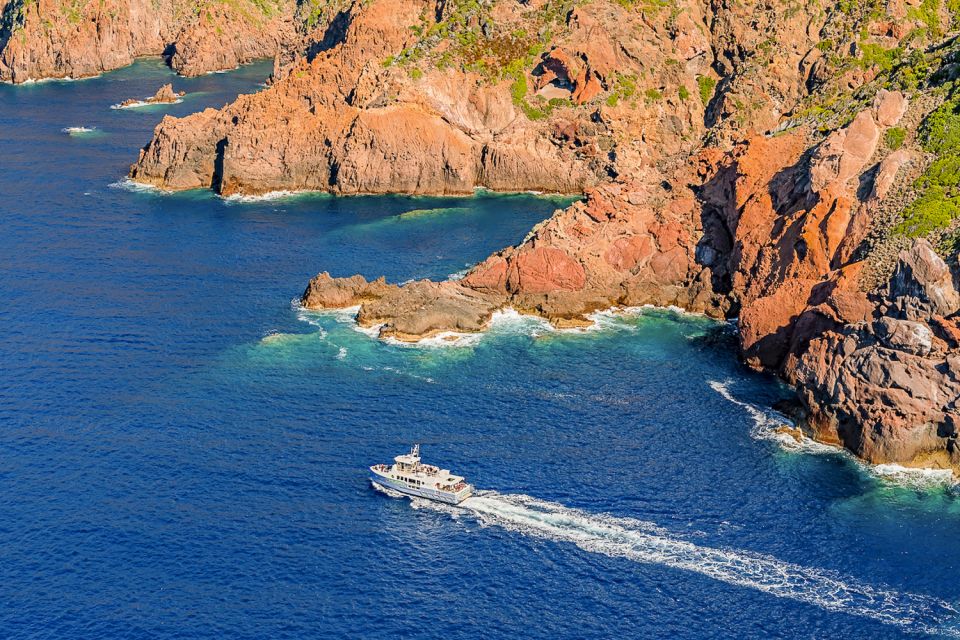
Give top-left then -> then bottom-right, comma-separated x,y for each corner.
373,484 -> 959,636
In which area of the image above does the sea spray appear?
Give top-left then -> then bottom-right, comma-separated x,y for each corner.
62,126 -> 97,135
709,379 -> 959,488
108,177 -> 166,193
220,189 -> 322,203
109,98 -> 183,109
296,301 -> 712,349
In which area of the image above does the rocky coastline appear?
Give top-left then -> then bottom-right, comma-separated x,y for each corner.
87,0 -> 960,471
0,0 -> 297,83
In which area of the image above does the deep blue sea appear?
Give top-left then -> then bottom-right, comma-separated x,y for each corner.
2,58 -> 960,639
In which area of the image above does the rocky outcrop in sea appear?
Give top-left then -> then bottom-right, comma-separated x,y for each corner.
116,83 -> 185,108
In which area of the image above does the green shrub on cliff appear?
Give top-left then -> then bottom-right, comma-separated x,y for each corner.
907,0 -> 945,39
697,75 -> 716,105
923,98 -> 960,154
894,98 -> 960,237
604,72 -> 638,107
300,0 -> 350,32
885,126 -> 906,150
510,74 -> 527,104
859,41 -> 901,72
895,187 -> 960,236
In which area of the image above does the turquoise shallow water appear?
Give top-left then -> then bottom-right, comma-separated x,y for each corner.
2,59 -> 960,639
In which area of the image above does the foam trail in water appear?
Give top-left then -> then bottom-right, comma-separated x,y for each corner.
379,485 -> 959,635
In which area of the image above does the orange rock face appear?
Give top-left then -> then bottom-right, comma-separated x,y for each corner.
131,0 -> 676,195
72,0 -> 953,469
789,242 -> 960,469
509,246 -> 586,294
0,0 -> 296,83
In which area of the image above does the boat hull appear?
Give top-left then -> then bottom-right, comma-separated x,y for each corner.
369,471 -> 471,505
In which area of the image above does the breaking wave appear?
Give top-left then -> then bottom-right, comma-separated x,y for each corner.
108,177 -> 166,193
110,98 -> 183,110
221,189 -> 319,203
708,379 -> 958,488
375,485 -> 959,635
62,126 -> 97,135
382,331 -> 483,349
296,301 -> 714,350
446,265 -> 472,281
707,380 -> 807,446
19,74 -> 101,84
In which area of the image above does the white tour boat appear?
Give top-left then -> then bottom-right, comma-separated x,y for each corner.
370,444 -> 474,505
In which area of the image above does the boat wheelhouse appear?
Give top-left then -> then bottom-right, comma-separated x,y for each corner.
370,444 -> 473,505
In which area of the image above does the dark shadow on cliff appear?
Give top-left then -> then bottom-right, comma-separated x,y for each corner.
306,9 -> 351,61
693,143 -> 817,320
161,42 -> 177,67
212,138 -> 227,193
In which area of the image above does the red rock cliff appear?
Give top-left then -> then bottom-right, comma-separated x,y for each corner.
127,0 -> 960,471
0,0 -> 296,82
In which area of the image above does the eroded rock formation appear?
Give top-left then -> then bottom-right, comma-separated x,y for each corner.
118,83 -> 185,107
789,242 -> 960,470
0,0 -> 296,82
122,0 -> 960,470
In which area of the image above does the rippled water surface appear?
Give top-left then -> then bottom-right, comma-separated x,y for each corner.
2,59 -> 960,639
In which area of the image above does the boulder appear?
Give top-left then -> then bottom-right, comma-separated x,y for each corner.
875,316 -> 933,356
868,148 -> 912,202
887,240 -> 960,320
873,89 -> 907,127
809,110 -> 880,194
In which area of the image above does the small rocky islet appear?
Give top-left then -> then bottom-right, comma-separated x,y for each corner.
116,83 -> 184,108
4,0 -> 960,474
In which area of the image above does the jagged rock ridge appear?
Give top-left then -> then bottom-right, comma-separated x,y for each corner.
129,0 -> 960,471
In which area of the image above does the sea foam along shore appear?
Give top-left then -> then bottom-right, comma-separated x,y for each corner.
14,74 -> 102,85
297,302 -> 714,349
109,177 -> 168,193
220,190 -> 313,203
110,98 -> 183,110
296,300 -> 713,351
708,379 -> 959,488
